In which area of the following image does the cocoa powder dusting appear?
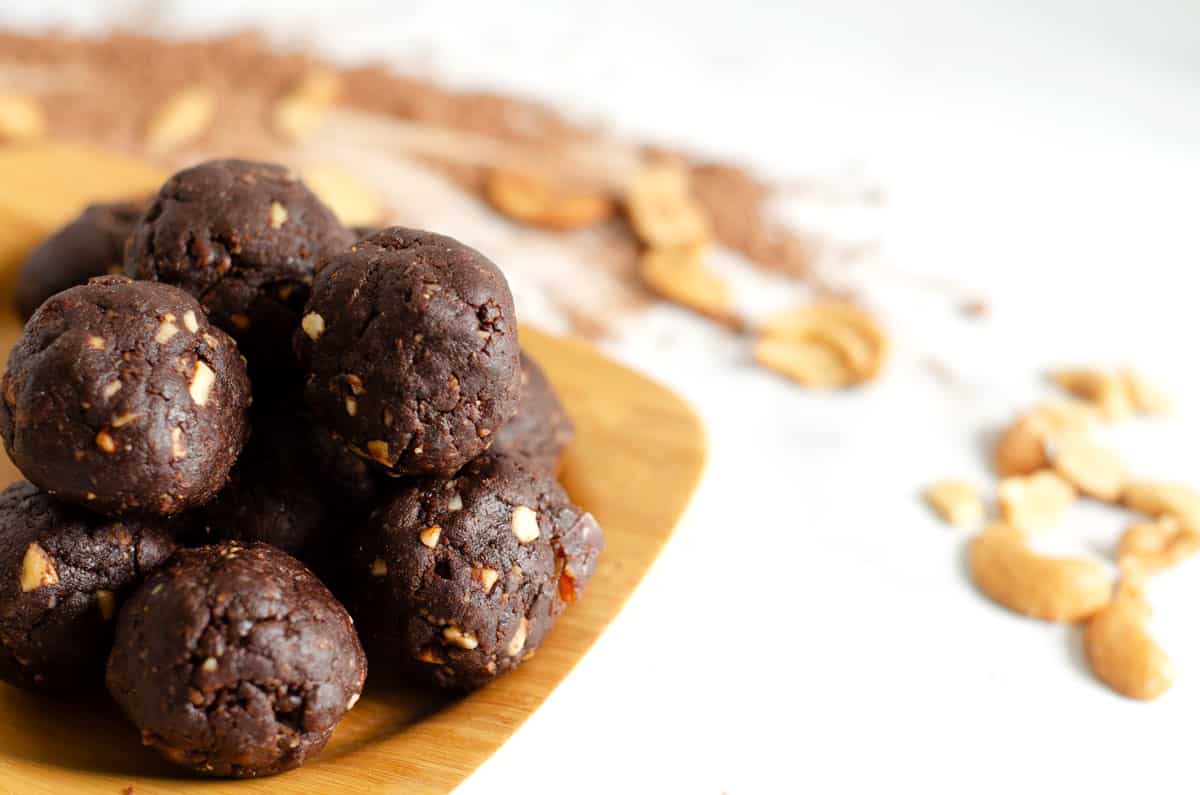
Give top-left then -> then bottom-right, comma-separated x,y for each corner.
0,30 -> 872,336
689,162 -> 818,280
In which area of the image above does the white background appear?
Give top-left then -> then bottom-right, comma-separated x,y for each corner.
5,2 -> 1200,793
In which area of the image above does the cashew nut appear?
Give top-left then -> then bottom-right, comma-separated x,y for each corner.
1051,369 -> 1135,420
996,471 -> 1076,534
1046,433 -> 1126,502
993,400 -> 1098,477
969,524 -> 1112,622
1123,481 -> 1200,533
1117,516 -> 1200,573
1084,574 -> 1174,701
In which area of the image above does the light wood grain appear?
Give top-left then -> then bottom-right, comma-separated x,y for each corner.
0,143 -> 707,793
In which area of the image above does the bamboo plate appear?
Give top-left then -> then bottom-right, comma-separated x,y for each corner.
0,143 -> 707,793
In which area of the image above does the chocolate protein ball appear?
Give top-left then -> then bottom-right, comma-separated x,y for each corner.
0,481 -> 175,692
180,407 -> 379,568
106,542 -> 367,778
492,352 -> 574,474
125,159 -> 353,371
295,227 -> 521,477
14,200 -> 143,321
344,453 -> 603,690
0,275 -> 251,516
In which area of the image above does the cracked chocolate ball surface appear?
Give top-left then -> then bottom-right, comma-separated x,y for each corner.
106,542 -> 367,778
294,227 -> 521,477
0,480 -> 176,693
343,453 -> 603,690
125,159 -> 353,373
0,275 -> 251,516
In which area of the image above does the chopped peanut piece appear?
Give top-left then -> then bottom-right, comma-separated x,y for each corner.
271,69 -> 340,143
624,161 -> 711,248
188,361 -> 215,406
997,471 -> 1076,533
443,625 -> 479,650
0,95 -> 47,143
755,336 -> 853,388
1051,369 -> 1134,420
366,440 -> 390,465
507,617 -> 529,656
94,430 -> 118,454
474,567 -> 500,592
416,647 -> 443,665
19,543 -> 58,592
301,312 -> 326,340
511,506 -> 540,543
486,168 -> 613,230
1085,573 -> 1174,700
638,246 -> 738,327
303,163 -> 383,227
924,480 -> 985,529
419,525 -> 441,548
1046,432 -> 1126,502
1117,516 -> 1200,573
994,414 -> 1051,478
269,201 -> 288,229
1123,481 -> 1200,533
970,524 -> 1111,622
756,303 -> 888,386
993,400 -> 1099,477
171,427 -> 187,460
146,86 -> 216,154
1121,369 -> 1171,415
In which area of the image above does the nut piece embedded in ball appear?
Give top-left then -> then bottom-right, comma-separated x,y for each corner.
294,227 -> 521,477
344,453 -> 603,690
0,481 -> 176,693
106,542 -> 367,778
125,159 -> 353,373
0,276 -> 251,516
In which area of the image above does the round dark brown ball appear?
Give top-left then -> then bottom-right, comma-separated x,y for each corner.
179,407 -> 380,569
106,542 -> 367,778
492,352 -> 574,474
0,481 -> 176,692
125,159 -> 353,370
14,200 -> 143,321
0,275 -> 251,516
344,453 -> 603,690
294,227 -> 521,477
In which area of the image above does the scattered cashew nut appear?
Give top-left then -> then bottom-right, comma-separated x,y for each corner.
1117,516 -> 1200,573
1123,481 -> 1200,533
1084,574 -> 1174,701
997,470 -> 1076,534
993,400 -> 1098,477
969,524 -> 1111,622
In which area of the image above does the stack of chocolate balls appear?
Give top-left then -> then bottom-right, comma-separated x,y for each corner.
0,159 -> 603,778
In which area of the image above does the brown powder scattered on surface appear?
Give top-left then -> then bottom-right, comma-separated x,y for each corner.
0,30 -> 879,336
339,64 -> 588,148
689,162 -> 818,280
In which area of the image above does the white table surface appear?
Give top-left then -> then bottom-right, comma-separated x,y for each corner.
5,2 -> 1200,792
